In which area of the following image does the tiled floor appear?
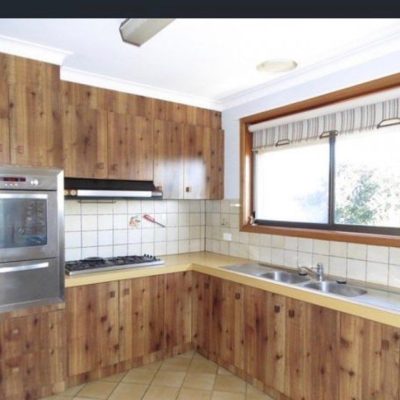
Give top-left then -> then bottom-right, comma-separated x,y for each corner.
44,351 -> 273,400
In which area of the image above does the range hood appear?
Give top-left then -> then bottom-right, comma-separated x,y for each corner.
64,178 -> 162,200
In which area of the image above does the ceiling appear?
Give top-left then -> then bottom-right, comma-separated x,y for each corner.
0,18 -> 399,110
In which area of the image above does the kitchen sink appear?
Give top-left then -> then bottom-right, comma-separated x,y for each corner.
302,281 -> 367,297
260,271 -> 310,284
224,263 -> 274,277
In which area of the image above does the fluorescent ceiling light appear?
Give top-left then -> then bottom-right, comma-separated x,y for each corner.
256,59 -> 298,73
119,19 -> 174,47
377,117 -> 400,128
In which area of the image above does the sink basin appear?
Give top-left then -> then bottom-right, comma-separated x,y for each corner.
260,271 -> 310,284
224,264 -> 273,277
302,281 -> 367,297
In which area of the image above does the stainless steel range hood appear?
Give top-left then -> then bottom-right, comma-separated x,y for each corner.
64,178 -> 162,200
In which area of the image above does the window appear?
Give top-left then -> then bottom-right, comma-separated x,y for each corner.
254,126 -> 400,234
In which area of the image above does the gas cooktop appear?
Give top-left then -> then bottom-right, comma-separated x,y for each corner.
65,255 -> 164,275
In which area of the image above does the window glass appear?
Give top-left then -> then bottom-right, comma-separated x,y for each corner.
335,128 -> 400,228
255,141 -> 330,223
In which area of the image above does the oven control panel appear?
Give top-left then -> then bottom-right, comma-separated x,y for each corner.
0,175 -> 56,190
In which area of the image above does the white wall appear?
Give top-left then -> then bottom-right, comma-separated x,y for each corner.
222,51 -> 400,199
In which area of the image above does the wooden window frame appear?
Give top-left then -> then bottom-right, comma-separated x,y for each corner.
240,73 -> 400,247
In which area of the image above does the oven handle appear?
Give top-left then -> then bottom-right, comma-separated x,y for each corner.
0,261 -> 50,273
0,193 -> 48,199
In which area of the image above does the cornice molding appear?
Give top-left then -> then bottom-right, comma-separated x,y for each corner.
0,35 -> 71,65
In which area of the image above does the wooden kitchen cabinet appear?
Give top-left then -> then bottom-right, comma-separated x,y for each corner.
107,112 -> 153,181
66,282 -> 119,382
164,271 -> 193,356
0,309 -> 66,400
119,275 -> 165,366
153,119 -> 184,199
9,83 -> 63,168
0,79 -> 10,164
62,105 -> 108,178
183,125 -> 224,200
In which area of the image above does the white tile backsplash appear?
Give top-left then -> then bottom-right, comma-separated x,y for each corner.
204,199 -> 400,290
65,199 -> 205,260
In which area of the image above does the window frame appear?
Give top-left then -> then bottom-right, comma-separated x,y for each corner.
240,73 -> 400,247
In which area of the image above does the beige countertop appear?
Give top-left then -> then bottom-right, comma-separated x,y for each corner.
65,251 -> 400,328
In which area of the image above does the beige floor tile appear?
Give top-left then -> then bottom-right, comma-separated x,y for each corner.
177,350 -> 195,359
246,385 -> 274,400
122,367 -> 156,384
211,391 -> 245,400
178,388 -> 212,400
213,375 -> 246,393
108,382 -> 148,400
188,358 -> 218,374
142,360 -> 163,371
142,385 -> 180,400
161,356 -> 192,372
60,385 -> 85,397
101,372 -> 126,382
41,396 -> 72,400
217,367 -> 233,376
152,370 -> 186,387
76,381 -> 117,399
183,373 -> 216,391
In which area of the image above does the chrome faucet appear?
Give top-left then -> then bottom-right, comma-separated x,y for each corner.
298,263 -> 325,281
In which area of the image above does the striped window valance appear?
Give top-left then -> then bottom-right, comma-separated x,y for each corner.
251,97 -> 400,151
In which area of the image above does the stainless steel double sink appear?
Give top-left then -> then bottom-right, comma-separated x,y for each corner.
223,263 -> 367,298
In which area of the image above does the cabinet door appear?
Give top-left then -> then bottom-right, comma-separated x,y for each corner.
339,314 -> 400,400
192,272 -> 212,357
0,79 -> 10,163
164,272 -> 192,356
153,119 -> 184,199
119,276 -> 165,365
62,105 -> 108,178
108,112 -> 153,180
9,83 -> 63,168
183,125 -> 224,199
209,277 -> 245,374
66,282 -> 119,377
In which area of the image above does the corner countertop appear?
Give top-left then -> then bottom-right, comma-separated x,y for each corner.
65,251 -> 400,328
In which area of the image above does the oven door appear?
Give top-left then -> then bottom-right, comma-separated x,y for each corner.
0,191 -> 59,262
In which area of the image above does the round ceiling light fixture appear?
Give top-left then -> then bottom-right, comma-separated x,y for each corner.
256,59 -> 298,73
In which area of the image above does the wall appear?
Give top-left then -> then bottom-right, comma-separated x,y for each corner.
223,51 -> 400,199
64,199 -> 205,261
205,199 -> 400,289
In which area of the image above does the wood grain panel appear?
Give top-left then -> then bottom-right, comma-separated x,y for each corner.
244,286 -> 268,388
62,105 -> 108,178
107,112 -> 153,180
265,293 -> 286,394
153,119 -> 184,198
192,272 -> 212,358
119,276 -> 165,364
207,127 -> 224,199
0,80 -> 10,163
66,282 -> 119,378
164,272 -> 193,356
9,83 -> 63,167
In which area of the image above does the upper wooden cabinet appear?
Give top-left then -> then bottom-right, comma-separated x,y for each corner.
0,53 -> 224,198
107,112 -> 153,181
153,119 -> 184,198
183,125 -> 224,199
9,83 -> 63,168
62,106 -> 108,178
0,79 -> 10,164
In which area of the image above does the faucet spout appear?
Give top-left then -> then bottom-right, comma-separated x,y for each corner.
298,263 -> 325,281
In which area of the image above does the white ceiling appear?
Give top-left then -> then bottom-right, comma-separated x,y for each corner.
0,18 -> 399,110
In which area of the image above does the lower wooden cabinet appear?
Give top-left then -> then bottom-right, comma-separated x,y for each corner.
0,309 -> 66,400
194,273 -> 400,400
66,272 -> 193,384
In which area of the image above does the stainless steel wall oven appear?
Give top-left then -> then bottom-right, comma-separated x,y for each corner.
0,166 -> 64,312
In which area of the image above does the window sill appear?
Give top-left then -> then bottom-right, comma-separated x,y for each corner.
240,223 -> 400,247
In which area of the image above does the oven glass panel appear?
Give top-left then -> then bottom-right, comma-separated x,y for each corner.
0,198 -> 47,248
